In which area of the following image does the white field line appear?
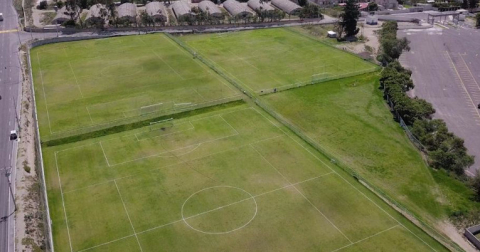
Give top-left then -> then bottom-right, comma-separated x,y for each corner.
85,106 -> 94,124
250,144 -> 353,244
80,171 -> 335,252
76,234 -> 136,252
114,180 -> 144,252
99,142 -> 111,167
151,50 -> 185,80
193,88 -> 207,101
330,225 -> 400,252
107,132 -> 239,167
250,107 -> 438,251
219,115 -> 239,135
36,52 -> 53,134
68,62 -> 84,98
63,134 -> 286,195
140,102 -> 163,110
54,152 -> 74,252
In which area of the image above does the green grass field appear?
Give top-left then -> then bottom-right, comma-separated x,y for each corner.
180,28 -> 376,93
32,29 -> 451,252
262,73 -> 445,222
31,34 -> 239,138
43,105 -> 446,252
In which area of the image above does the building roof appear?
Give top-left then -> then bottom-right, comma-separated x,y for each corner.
117,3 -> 137,18
86,4 -> 107,21
145,1 -> 167,18
172,1 -> 192,18
198,0 -> 223,16
271,0 -> 301,14
223,0 -> 254,17
247,0 -> 274,12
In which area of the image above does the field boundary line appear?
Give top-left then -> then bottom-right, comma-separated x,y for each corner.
54,152 -> 74,252
36,52 -> 53,134
250,144 -> 353,244
85,106 -> 94,124
330,225 -> 400,252
219,115 -> 239,135
68,62 -> 85,98
249,107 -> 438,251
99,142 -> 111,167
151,50 -> 185,80
113,180 -> 144,252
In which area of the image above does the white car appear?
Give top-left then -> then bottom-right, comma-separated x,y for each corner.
10,130 -> 17,140
0,13 -> 3,21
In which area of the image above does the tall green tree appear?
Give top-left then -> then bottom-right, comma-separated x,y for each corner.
339,0 -> 360,37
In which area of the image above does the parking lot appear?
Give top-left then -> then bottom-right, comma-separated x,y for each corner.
399,25 -> 480,176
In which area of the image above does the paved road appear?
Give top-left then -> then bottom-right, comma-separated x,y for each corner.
0,0 -> 22,250
399,26 -> 480,176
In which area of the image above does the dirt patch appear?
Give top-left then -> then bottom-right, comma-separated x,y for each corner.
15,50 -> 47,251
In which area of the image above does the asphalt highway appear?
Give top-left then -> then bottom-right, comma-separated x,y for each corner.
0,0 -> 22,251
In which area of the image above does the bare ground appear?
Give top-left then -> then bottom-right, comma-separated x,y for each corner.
15,50 -> 46,252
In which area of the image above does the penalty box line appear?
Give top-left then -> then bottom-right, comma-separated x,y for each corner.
78,172 -> 335,252
62,134 -> 286,195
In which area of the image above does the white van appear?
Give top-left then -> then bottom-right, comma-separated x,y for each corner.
0,13 -> 4,21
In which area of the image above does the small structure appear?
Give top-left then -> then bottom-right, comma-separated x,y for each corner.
366,14 -> 378,25
172,1 -> 193,20
198,1 -> 223,18
465,225 -> 480,250
223,0 -> 254,18
271,0 -> 301,15
85,4 -> 108,25
117,2 -> 137,23
145,1 -> 168,22
247,0 -> 275,13
427,11 -> 460,25
327,30 -> 337,38
52,7 -> 71,24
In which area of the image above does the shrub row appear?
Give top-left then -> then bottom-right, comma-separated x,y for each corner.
43,99 -> 245,147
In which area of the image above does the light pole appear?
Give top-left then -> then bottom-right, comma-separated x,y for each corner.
1,166 -> 17,222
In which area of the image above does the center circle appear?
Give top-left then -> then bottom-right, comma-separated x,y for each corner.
181,186 -> 258,235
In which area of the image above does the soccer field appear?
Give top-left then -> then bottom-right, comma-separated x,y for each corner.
180,28 -> 377,93
31,34 -> 239,139
43,105 -> 445,252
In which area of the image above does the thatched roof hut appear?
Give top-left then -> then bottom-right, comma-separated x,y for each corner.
271,0 -> 301,15
198,1 -> 223,18
223,0 -> 254,18
145,1 -> 167,22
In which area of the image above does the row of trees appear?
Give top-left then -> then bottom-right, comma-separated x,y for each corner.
378,21 -> 478,201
